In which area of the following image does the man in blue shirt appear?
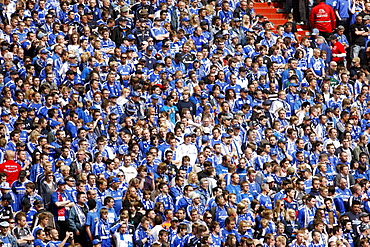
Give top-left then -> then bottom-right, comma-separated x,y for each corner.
220,217 -> 240,244
256,183 -> 273,209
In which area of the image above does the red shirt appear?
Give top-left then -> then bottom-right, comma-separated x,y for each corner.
331,41 -> 346,62
0,160 -> 21,184
310,2 -> 336,33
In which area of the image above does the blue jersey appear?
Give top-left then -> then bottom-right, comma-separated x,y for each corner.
256,193 -> 273,209
94,219 -> 112,247
86,210 -> 100,237
155,193 -> 174,210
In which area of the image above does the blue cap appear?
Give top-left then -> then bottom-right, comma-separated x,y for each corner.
109,94 -> 118,99
82,125 -> 91,131
232,124 -> 241,129
235,52 -> 242,56
289,83 -> 299,87
92,239 -> 101,245
365,109 -> 370,115
131,91 -> 140,97
92,62 -> 100,67
184,133 -> 192,138
278,138 -> 287,143
151,94 -> 160,99
201,94 -> 208,99
233,18 -> 241,22
40,48 -> 49,54
221,133 -> 231,138
111,177 -> 120,183
312,28 -> 319,35
50,120 -> 62,128
127,34 -> 136,40
70,63 -> 78,67
217,94 -> 225,99
1,111 -> 10,117
90,105 -> 100,110
57,179 -> 67,186
147,45 -> 154,51
100,61 -> 108,67
182,17 -> 189,22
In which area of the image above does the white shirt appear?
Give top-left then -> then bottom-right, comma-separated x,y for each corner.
121,165 -> 138,183
176,142 -> 198,165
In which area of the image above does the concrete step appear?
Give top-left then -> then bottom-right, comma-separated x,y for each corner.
254,2 -> 284,8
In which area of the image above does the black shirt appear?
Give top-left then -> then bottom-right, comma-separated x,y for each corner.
350,23 -> 368,46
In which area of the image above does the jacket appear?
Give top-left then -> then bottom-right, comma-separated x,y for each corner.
310,2 -> 336,33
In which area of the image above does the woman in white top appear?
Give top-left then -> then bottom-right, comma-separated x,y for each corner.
113,223 -> 133,247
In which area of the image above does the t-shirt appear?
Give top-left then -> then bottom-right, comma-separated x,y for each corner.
0,160 -> 21,184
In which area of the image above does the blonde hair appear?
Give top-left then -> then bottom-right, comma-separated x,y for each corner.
188,171 -> 199,184
29,130 -> 40,143
261,218 -> 269,228
60,165 -> 70,172
285,209 -> 296,221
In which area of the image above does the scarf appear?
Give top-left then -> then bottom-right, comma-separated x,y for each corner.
57,191 -> 66,221
76,204 -> 86,226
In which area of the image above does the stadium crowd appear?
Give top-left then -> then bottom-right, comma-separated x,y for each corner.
1,0 -> 370,246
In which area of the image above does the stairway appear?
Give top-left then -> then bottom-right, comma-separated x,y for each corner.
253,2 -> 311,41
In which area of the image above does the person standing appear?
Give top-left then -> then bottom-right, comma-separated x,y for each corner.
68,192 -> 89,246
0,151 -> 21,184
310,0 -> 337,39
51,180 -> 74,240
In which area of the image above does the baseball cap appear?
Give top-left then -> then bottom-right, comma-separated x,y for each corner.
50,120 -> 62,129
120,6 -> 129,12
221,133 -> 231,138
0,182 -> 10,190
57,179 -> 67,186
1,111 -> 10,117
0,222 -> 9,228
131,91 -> 140,97
311,28 -> 319,35
184,133 -> 192,138
151,94 -> 160,99
1,194 -> 13,203
19,170 -> 26,178
39,48 -> 49,54
217,94 -> 225,99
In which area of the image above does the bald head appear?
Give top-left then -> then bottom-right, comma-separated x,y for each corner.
4,150 -> 15,161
